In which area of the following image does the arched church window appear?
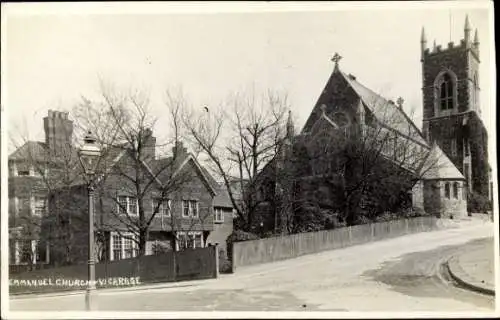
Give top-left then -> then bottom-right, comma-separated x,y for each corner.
444,182 -> 450,199
439,73 -> 454,110
453,182 -> 459,199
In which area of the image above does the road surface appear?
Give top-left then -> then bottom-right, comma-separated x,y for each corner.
9,220 -> 496,315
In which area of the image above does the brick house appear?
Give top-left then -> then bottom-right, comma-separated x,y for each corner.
8,110 -> 76,266
8,110 -> 234,267
206,187 -> 234,256
51,140 -> 235,264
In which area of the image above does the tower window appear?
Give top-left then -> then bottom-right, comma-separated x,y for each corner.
439,74 -> 454,110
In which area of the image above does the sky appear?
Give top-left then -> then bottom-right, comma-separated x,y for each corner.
1,1 -> 496,168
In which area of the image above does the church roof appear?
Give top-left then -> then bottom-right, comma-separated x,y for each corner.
340,71 -> 428,146
420,143 -> 465,180
301,61 -> 464,181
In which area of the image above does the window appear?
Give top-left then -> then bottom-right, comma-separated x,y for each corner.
128,197 -> 138,215
449,139 -> 457,157
439,73 -> 454,110
183,200 -> 190,217
19,240 -> 33,264
444,183 -> 451,199
453,182 -> 459,199
153,198 -> 171,217
123,237 -> 135,259
177,232 -> 203,250
214,207 -> 224,223
111,232 -> 138,261
112,234 -> 122,260
182,200 -> 199,218
33,197 -> 46,216
34,241 -> 48,263
381,132 -> 395,158
117,196 -> 138,216
14,240 -> 48,264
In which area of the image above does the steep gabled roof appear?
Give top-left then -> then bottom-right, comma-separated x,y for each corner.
300,64 -> 464,182
144,153 -> 219,197
340,71 -> 428,146
420,143 -> 465,180
9,141 -> 48,161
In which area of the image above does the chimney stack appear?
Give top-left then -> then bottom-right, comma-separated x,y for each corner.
142,128 -> 156,161
43,109 -> 73,156
172,141 -> 188,160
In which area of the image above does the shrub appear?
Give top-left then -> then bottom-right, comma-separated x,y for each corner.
374,211 -> 399,222
353,215 -> 371,225
467,191 -> 492,213
217,248 -> 232,274
225,230 -> 260,272
401,206 -> 427,218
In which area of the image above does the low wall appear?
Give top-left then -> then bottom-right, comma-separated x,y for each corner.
232,216 -> 438,270
10,246 -> 218,295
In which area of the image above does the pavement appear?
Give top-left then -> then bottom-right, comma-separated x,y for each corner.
7,217 -> 497,316
446,237 -> 495,296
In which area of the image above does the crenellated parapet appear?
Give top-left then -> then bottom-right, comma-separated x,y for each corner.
420,15 -> 480,62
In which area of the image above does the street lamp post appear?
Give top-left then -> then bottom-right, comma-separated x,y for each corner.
78,131 -> 101,311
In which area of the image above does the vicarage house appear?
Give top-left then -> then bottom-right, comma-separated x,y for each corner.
8,111 -> 234,267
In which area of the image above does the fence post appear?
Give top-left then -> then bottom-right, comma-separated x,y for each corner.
214,245 -> 219,278
231,242 -> 236,273
172,251 -> 177,281
348,226 -> 352,246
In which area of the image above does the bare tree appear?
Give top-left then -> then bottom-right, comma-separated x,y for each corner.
181,88 -> 290,233
272,95 -> 447,231
73,83 -> 195,258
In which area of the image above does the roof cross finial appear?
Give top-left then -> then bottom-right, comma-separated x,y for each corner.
331,52 -> 342,70
397,96 -> 404,108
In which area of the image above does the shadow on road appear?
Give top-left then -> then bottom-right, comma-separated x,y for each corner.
362,238 -> 494,310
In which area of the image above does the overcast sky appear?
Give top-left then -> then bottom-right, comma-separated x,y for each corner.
1,1 -> 495,166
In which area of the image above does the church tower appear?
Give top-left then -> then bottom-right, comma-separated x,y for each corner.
421,15 -> 489,197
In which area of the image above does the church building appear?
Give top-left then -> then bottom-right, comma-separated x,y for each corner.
420,15 -> 490,198
263,15 -> 490,229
